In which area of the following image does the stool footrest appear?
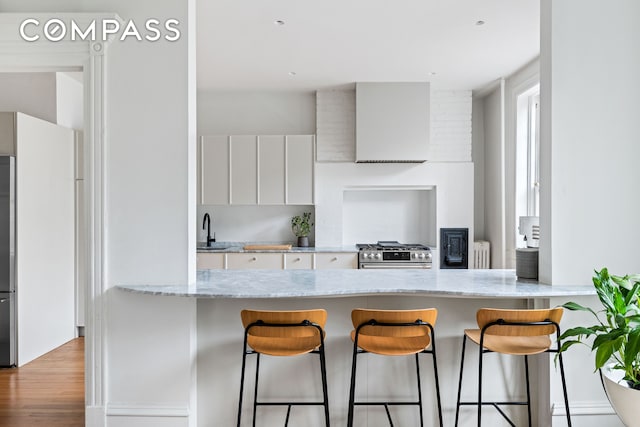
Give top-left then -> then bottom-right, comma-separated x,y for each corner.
257,401 -> 327,406
458,401 -> 528,406
353,401 -> 421,406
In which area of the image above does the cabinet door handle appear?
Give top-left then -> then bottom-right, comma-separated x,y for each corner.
251,257 -> 257,261
331,257 -> 338,262
294,257 -> 301,262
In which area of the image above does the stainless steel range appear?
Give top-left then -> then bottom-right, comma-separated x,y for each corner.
356,241 -> 432,269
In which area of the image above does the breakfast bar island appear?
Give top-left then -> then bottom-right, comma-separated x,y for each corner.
118,269 -> 597,427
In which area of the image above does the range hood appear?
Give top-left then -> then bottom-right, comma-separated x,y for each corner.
355,82 -> 430,163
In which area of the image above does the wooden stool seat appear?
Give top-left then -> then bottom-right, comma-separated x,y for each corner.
464,329 -> 551,355
247,335 -> 322,357
350,330 -> 431,356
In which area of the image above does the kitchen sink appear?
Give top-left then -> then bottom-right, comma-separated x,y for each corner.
198,246 -> 230,251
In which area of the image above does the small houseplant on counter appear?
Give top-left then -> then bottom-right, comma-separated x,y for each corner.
559,267 -> 640,426
291,212 -> 313,247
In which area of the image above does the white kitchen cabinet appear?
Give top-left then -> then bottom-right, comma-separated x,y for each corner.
197,253 -> 225,269
198,134 -> 314,206
257,136 -> 285,204
199,135 -> 229,204
226,253 -> 283,269
230,135 -> 257,204
284,253 -> 314,270
286,135 -> 314,204
315,253 -> 358,269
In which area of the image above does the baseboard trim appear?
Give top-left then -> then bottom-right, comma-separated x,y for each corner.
86,405 -> 106,427
106,404 -> 190,418
552,400 -> 615,416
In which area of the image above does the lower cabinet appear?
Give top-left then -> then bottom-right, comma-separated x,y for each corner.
226,253 -> 283,269
315,253 -> 358,269
284,253 -> 314,270
196,253 -> 225,269
197,252 -> 358,270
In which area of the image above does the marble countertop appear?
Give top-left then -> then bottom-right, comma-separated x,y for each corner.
196,242 -> 357,253
116,269 -> 595,299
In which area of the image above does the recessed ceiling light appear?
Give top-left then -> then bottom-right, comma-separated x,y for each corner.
475,20 -> 485,26
428,72 -> 437,76
288,71 -> 297,76
274,20 -> 285,26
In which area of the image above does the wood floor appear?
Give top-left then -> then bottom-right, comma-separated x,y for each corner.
0,338 -> 84,427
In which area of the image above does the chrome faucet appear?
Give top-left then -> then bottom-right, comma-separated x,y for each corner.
202,212 -> 215,247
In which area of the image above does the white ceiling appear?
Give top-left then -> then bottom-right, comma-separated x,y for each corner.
197,0 -> 540,93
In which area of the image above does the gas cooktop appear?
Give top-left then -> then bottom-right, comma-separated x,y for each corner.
356,241 -> 431,251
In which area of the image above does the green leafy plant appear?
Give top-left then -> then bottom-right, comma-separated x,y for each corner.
291,212 -> 313,237
560,267 -> 640,389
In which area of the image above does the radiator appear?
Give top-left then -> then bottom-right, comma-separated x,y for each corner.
473,241 -> 490,269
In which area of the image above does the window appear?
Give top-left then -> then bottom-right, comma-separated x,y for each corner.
515,84 -> 540,247
527,92 -> 540,217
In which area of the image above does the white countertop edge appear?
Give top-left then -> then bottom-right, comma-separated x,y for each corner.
115,269 -> 596,300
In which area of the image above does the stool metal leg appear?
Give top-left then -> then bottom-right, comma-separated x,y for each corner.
477,343 -> 483,427
454,335 -> 467,427
347,344 -> 358,427
525,355 -> 532,427
319,344 -> 331,427
237,338 -> 249,427
557,351 -> 572,427
430,328 -> 443,427
252,353 -> 260,427
415,353 -> 424,427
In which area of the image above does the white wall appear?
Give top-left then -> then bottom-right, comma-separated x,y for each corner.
56,72 -> 83,130
472,97 -> 485,240
16,113 -> 75,366
540,0 -> 640,284
342,188 -> 436,246
198,91 -> 316,135
0,72 -> 56,123
92,2 -> 197,425
481,86 -> 504,268
429,90 -> 472,161
196,205 -> 316,245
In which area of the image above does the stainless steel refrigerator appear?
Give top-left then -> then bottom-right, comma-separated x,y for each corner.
0,156 -> 15,367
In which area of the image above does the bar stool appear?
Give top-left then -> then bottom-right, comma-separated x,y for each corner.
347,308 -> 442,427
454,308 -> 572,427
237,309 -> 330,427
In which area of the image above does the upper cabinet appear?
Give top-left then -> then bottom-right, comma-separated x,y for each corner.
199,134 -> 315,206
258,136 -> 286,204
230,135 -> 258,204
199,135 -> 229,204
286,135 -> 314,204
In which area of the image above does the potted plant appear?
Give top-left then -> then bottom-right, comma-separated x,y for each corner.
560,267 -> 640,426
291,212 -> 313,247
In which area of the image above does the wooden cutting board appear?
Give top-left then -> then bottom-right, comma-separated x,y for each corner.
243,244 -> 293,250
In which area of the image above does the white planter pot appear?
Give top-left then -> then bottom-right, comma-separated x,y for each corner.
602,363 -> 640,427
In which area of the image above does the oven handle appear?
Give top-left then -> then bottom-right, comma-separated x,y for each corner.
360,264 -> 432,269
